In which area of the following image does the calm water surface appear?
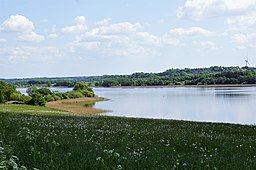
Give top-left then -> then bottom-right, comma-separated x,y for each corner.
17,87 -> 256,124
93,87 -> 256,125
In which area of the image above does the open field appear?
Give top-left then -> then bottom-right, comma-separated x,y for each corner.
0,105 -> 256,169
46,97 -> 107,115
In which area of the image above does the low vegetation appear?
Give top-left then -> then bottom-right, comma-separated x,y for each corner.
0,81 -> 96,107
0,106 -> 256,169
46,97 -> 106,115
2,66 -> 256,87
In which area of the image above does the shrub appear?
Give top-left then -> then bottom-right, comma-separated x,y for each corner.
80,90 -> 95,97
73,82 -> 95,97
26,93 -> 46,106
44,94 -> 55,102
65,91 -> 84,99
73,82 -> 89,91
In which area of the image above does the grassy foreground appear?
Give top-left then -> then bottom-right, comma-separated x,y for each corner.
0,105 -> 256,169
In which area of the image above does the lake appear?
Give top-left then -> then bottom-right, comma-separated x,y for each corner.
17,86 -> 256,124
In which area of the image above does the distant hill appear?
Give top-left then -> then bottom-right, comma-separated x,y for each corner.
2,66 -> 256,87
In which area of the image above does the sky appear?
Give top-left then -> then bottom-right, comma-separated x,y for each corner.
1,0 -> 256,78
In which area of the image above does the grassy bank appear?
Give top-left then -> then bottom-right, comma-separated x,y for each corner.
0,105 -> 256,169
46,97 -> 107,115
0,104 -> 69,116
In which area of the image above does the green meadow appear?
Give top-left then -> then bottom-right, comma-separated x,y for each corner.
0,104 -> 256,169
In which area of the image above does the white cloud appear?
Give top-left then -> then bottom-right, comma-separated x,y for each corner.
177,0 -> 256,20
69,21 -> 160,57
231,33 -> 256,48
226,12 -> 256,31
162,36 -> 180,46
0,46 -> 61,64
135,32 -> 161,45
17,32 -> 44,42
61,16 -> 87,34
169,27 -> 214,37
95,18 -> 112,26
193,41 -> 217,50
48,33 -> 58,39
0,15 -> 34,33
231,34 -> 249,44
92,22 -> 142,35
0,15 -> 44,43
51,25 -> 57,33
74,16 -> 86,25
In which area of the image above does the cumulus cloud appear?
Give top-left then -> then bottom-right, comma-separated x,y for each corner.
177,0 -> 256,20
0,46 -> 61,64
0,15 -> 34,32
226,12 -> 256,31
231,33 -> 256,48
162,37 -> 180,46
51,25 -> 57,33
69,21 -> 160,57
47,25 -> 58,39
61,16 -> 87,34
87,22 -> 142,36
17,32 -> 44,42
193,41 -> 217,50
169,27 -> 214,37
0,15 -> 44,43
48,33 -> 58,39
231,34 -> 249,44
95,18 -> 112,26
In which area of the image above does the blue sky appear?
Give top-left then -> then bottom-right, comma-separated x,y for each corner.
1,0 -> 256,78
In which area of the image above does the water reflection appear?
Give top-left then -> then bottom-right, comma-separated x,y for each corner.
17,86 -> 256,124
93,87 -> 256,125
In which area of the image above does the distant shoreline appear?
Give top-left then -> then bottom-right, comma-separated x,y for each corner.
16,84 -> 256,89
106,84 -> 256,88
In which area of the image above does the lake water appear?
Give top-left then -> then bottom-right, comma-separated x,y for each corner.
17,87 -> 256,125
93,87 -> 256,125
17,87 -> 73,95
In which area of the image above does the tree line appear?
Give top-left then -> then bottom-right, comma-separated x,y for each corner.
0,81 -> 95,106
96,67 -> 256,87
2,66 -> 256,87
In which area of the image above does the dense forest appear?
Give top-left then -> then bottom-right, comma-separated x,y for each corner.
2,66 -> 256,87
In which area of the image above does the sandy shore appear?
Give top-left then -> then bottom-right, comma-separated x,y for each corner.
46,97 -> 107,115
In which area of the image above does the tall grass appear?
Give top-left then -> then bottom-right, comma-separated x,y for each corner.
0,107 -> 256,169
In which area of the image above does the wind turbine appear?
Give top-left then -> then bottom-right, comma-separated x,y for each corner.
245,57 -> 250,67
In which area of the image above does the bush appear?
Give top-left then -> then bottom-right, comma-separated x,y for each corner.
65,91 -> 84,99
0,81 -> 16,102
44,94 -> 55,102
80,90 -> 95,97
10,92 -> 31,103
53,95 -> 61,101
37,88 -> 52,95
26,93 -> 46,106
73,82 -> 95,97
73,82 -> 89,91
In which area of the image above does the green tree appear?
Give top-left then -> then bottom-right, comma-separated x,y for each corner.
26,86 -> 38,96
73,82 -> 89,91
73,82 -> 95,97
26,92 -> 46,106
